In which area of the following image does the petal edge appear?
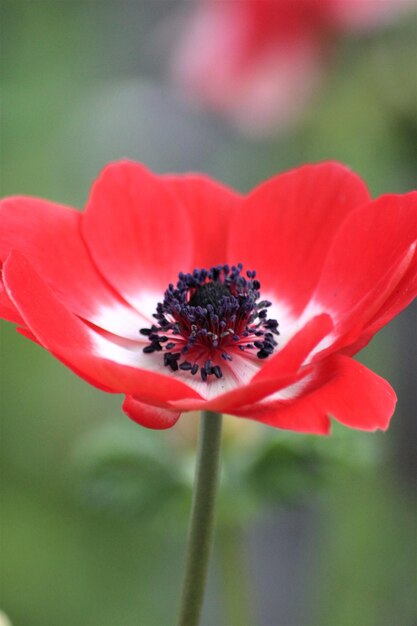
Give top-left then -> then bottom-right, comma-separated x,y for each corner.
123,396 -> 181,430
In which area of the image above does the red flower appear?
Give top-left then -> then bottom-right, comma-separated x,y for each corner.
1,161 -> 416,434
172,0 -> 413,132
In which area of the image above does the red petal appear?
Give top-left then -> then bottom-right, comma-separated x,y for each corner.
227,162 -> 370,314
163,174 -> 241,268
321,356 -> 397,431
312,192 -> 417,353
0,271 -> 23,324
0,195 -> 143,338
82,161 -> 194,312
233,403 -> 331,435
344,244 -> 417,355
16,326 -> 39,343
123,396 -> 181,429
3,251 -> 202,403
237,355 -> 396,433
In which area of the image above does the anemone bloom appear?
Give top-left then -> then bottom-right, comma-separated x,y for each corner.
172,0 -> 413,132
1,161 -> 416,433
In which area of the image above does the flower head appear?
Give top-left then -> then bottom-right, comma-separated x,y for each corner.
172,0 -> 414,132
1,161 -> 416,434
141,263 -> 279,380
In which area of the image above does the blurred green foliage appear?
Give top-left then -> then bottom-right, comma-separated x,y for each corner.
73,423 -> 190,523
1,2 -> 416,626
71,418 -> 378,533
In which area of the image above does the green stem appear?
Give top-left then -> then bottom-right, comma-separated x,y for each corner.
176,410 -> 223,626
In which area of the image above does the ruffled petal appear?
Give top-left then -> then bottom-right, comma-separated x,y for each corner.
0,195 -> 143,339
82,161 -> 194,313
3,251 -> 202,403
123,396 -> 181,430
236,355 -> 396,433
227,162 -> 371,315
163,174 -> 241,268
310,192 -> 417,354
343,244 -> 417,355
0,271 -> 23,324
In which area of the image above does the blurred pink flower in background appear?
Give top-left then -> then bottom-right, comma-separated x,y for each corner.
172,0 -> 413,134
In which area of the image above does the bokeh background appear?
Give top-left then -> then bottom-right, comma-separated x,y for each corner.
1,2 -> 416,625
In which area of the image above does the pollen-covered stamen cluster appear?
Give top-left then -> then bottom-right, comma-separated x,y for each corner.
140,264 -> 279,382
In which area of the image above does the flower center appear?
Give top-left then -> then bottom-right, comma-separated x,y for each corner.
140,264 -> 279,382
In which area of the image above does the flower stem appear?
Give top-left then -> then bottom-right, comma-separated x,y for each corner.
176,410 -> 223,626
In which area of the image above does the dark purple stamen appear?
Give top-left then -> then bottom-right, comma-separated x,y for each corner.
140,264 -> 279,381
